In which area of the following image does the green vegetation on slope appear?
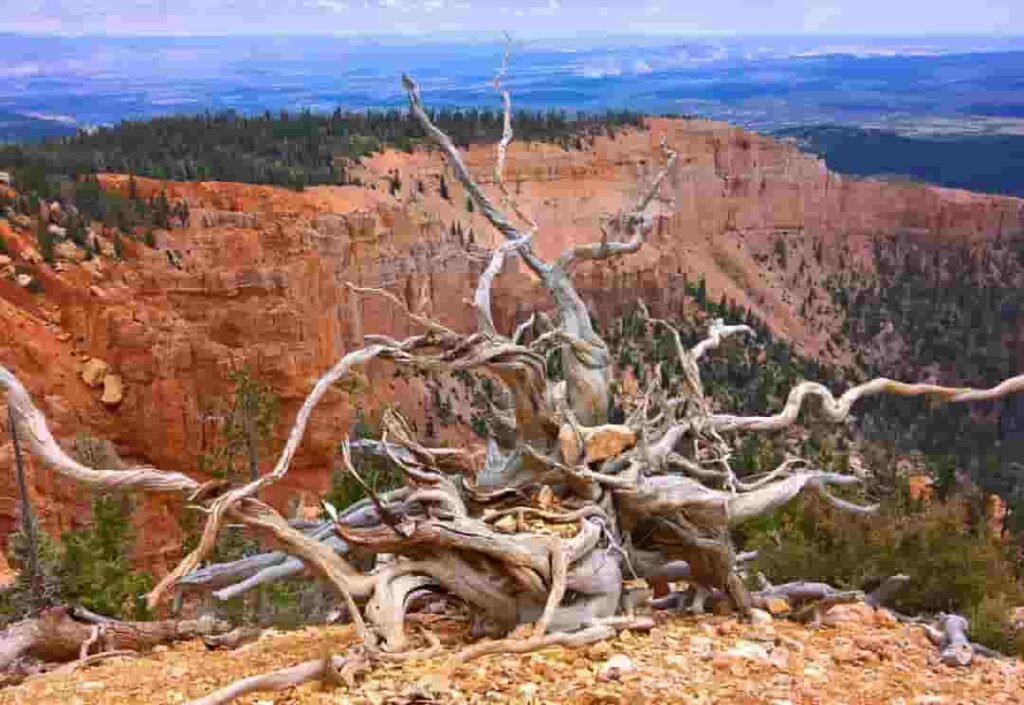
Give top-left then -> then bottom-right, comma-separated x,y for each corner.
0,108 -> 644,191
828,231 -> 1024,517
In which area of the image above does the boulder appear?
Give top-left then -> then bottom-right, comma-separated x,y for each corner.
583,424 -> 636,463
80,358 -> 109,388
100,374 -> 124,407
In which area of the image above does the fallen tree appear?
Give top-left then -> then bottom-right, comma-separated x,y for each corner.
0,606 -> 229,683
2,57 -> 1023,702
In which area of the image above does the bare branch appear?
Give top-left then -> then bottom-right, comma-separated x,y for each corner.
532,536 -> 568,638
1,365 -> 200,495
340,438 -> 407,536
511,313 -> 536,345
557,140 -> 678,269
474,233 -> 532,337
491,36 -> 538,234
402,73 -> 548,277
347,282 -> 456,337
453,623 -> 614,663
728,472 -> 877,524
691,318 -> 755,361
636,301 -> 706,404
186,652 -> 369,705
148,344 -> 389,608
710,374 -> 1024,433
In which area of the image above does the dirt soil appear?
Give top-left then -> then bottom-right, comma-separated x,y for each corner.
1,606 -> 1021,705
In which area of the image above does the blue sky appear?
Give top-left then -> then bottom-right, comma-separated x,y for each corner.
4,1 -> 1021,37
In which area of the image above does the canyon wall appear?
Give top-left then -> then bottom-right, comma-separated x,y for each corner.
1,117 -> 1022,575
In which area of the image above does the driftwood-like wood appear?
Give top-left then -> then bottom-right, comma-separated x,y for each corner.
186,653 -> 368,705
2,55 -> 1023,703
0,607 -> 229,672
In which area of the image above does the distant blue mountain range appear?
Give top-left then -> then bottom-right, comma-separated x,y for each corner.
2,33 -> 1023,195
3,34 -> 1023,133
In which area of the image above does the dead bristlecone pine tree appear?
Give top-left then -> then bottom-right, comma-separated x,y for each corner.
2,57 -> 1023,705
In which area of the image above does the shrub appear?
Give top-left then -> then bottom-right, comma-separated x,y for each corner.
0,525 -> 63,624
58,494 -> 154,621
743,492 -> 1024,654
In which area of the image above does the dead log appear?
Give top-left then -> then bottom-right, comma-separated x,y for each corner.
0,606 -> 230,672
186,653 -> 369,705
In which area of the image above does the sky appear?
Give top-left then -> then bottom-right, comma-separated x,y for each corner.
3,0 -> 1021,38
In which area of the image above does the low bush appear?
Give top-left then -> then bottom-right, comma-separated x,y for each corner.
743,491 -> 1024,654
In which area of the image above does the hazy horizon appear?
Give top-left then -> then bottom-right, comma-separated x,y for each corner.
4,1 -> 1021,38
2,30 -> 1023,40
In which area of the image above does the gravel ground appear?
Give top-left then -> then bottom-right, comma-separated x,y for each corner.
2,605 -> 1021,705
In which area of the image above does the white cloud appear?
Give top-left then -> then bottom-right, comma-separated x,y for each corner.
315,0 -> 349,11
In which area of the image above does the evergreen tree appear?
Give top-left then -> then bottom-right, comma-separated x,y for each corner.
695,274 -> 707,307
59,494 -> 153,620
36,218 -> 54,264
208,367 -> 281,484
0,408 -> 62,621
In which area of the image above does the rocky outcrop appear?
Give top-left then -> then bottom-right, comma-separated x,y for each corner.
0,117 -> 1021,574
100,374 -> 123,407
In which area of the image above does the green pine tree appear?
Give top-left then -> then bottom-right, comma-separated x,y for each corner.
36,218 -> 54,264
59,494 -> 154,620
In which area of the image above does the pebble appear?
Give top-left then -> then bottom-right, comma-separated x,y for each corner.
689,635 -> 714,657
750,608 -> 773,625
598,654 -> 634,682
727,639 -> 770,662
